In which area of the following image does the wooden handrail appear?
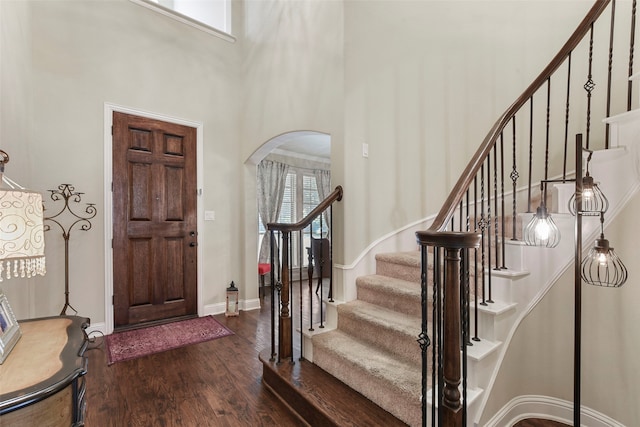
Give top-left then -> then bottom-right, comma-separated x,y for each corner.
267,185 -> 343,233
429,0 -> 611,232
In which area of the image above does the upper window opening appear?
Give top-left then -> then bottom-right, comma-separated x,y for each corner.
131,0 -> 234,42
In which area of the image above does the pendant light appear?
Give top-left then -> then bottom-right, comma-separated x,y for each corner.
524,182 -> 560,248
568,150 -> 609,216
581,212 -> 627,287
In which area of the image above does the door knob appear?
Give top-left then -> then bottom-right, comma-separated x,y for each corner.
189,242 -> 197,247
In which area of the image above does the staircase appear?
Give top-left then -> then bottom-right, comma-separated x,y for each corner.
311,252 -> 423,425
302,133 -> 637,426
261,1 -> 640,425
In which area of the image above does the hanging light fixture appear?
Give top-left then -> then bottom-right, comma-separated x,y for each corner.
568,150 -> 609,216
581,211 -> 627,287
524,182 -> 560,248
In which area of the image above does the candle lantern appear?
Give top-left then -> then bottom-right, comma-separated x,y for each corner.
225,281 -> 239,317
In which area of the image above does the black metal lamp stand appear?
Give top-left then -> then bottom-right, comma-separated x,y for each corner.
44,184 -> 97,316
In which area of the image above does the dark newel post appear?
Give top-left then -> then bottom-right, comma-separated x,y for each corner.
279,232 -> 292,361
442,246 -> 462,427
416,231 -> 480,427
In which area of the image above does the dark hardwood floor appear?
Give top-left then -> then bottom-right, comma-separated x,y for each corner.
84,285 -> 570,427
84,297 -> 303,426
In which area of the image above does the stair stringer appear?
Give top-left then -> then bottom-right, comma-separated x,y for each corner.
474,144 -> 640,426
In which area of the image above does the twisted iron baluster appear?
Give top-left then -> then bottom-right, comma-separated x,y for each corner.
472,177 -> 480,342
499,133 -> 507,269
511,118 -> 519,241
418,245 -> 431,427
479,165 -> 488,307
585,23 -> 596,149
564,53 -> 572,181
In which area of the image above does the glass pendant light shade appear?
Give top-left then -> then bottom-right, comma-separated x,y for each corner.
524,204 -> 561,248
568,173 -> 609,216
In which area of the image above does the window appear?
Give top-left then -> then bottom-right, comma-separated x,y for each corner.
259,168 -> 326,268
131,0 -> 234,41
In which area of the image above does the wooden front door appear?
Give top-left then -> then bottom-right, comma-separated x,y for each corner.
112,112 -> 198,329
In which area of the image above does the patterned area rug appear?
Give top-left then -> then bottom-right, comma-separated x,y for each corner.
106,316 -> 234,365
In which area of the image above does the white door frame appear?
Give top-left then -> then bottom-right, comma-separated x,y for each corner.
103,103 -> 204,335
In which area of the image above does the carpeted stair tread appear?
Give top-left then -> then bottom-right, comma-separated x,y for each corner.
376,251 -> 422,283
339,300 -> 420,334
312,329 -> 422,425
376,251 -> 421,268
356,274 -> 423,317
337,300 -> 422,365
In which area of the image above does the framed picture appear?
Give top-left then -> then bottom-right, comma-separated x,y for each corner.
0,291 -> 21,364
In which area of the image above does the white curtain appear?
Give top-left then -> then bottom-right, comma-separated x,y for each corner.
313,169 -> 331,234
257,160 -> 289,264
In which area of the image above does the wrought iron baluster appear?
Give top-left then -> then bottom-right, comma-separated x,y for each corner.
461,247 -> 469,427
629,0 -> 637,111
528,96 -> 534,213
499,133 -> 507,269
493,144 -> 500,271
486,160 -> 494,304
473,176 -> 480,342
479,165 -> 488,306
298,230 -> 304,361
418,245 -> 431,427
564,53 -> 572,181
511,117 -> 519,241
433,247 -> 441,426
307,244 -> 315,332
544,78 -> 551,184
606,0 -> 616,148
585,23 -> 596,149
270,230 -> 277,361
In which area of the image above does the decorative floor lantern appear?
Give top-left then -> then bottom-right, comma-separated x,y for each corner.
225,281 -> 239,317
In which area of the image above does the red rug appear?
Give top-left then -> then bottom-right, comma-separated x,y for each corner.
105,316 -> 234,365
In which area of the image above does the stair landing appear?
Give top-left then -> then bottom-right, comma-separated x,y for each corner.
259,349 -> 407,426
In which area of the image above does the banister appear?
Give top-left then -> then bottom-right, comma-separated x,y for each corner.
267,185 -> 343,233
429,0 -> 611,232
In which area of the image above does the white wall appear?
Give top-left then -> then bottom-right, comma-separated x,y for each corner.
238,0 -> 345,293
340,0 -> 595,262
0,0 -> 242,323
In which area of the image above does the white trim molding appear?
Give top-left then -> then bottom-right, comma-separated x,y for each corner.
103,103 -> 204,335
484,395 -> 625,427
129,0 -> 235,43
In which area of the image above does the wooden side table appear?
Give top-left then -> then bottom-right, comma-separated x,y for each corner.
0,316 -> 90,427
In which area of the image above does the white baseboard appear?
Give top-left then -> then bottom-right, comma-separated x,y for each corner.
204,298 -> 261,316
204,302 -> 226,316
484,395 -> 625,427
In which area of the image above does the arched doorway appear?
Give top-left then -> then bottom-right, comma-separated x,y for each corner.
246,130 -> 331,302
